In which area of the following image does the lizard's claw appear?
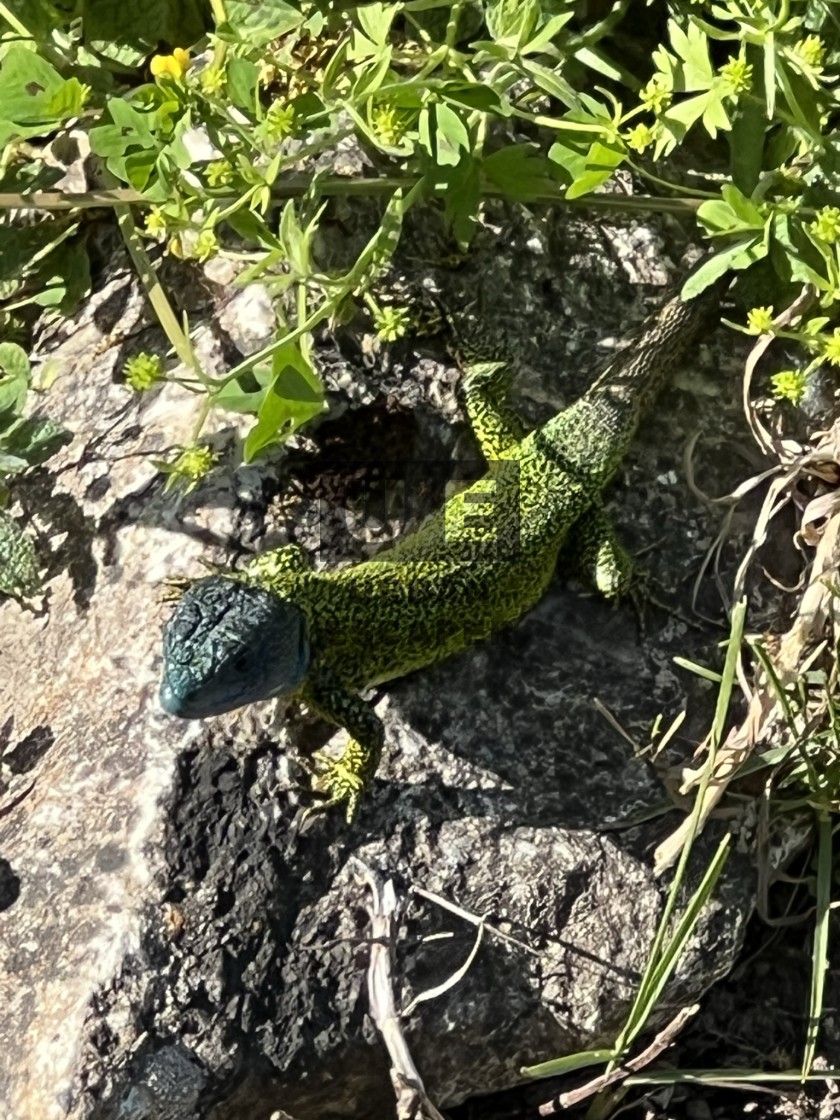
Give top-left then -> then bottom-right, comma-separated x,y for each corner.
300,741 -> 371,824
158,560 -> 227,605
158,576 -> 194,604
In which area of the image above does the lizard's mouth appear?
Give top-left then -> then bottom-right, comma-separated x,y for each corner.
159,677 -> 222,719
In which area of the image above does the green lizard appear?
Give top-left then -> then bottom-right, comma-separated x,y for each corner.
159,279 -> 722,820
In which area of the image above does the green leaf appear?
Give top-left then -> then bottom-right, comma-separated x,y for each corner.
45,77 -> 89,122
0,343 -> 30,383
321,38 -> 350,98
89,95 -> 161,176
121,148 -> 158,191
352,48 -> 393,101
566,140 -> 624,200
721,183 -> 763,227
573,45 -> 629,85
227,56 -> 259,113
278,199 -> 326,279
0,416 -> 71,467
213,364 -> 273,414
85,0 -> 208,62
523,1048 -> 616,1081
441,153 -> 481,247
729,100 -> 766,195
220,0 -> 302,46
696,199 -> 738,234
521,11 -> 574,55
668,18 -> 715,89
2,0 -> 71,39
770,213 -> 832,290
702,89 -> 731,137
482,145 -> 556,201
680,236 -> 768,299
775,59 -> 822,142
418,105 -> 461,167
485,0 -> 540,49
0,46 -> 64,123
697,187 -> 763,236
339,189 -> 405,294
0,344 -> 30,425
548,138 -> 588,184
349,29 -> 381,63
521,59 -> 580,110
548,137 -> 623,199
243,342 -> 325,461
0,510 -> 40,599
356,2 -> 399,46
0,46 -> 86,143
225,209 -> 284,252
661,89 -> 729,142
29,238 -> 91,313
434,103 -> 470,153
763,33 -> 777,120
437,81 -> 509,116
0,453 -> 28,474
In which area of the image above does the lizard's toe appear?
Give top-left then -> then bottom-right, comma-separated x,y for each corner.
304,746 -> 368,823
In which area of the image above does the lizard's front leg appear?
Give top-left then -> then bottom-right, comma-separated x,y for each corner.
300,671 -> 385,823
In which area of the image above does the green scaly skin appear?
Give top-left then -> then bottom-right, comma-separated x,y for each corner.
160,283 -> 721,821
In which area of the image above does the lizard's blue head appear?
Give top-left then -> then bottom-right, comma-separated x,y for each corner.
159,575 -> 310,719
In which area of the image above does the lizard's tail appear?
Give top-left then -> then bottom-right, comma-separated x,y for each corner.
538,271 -> 727,489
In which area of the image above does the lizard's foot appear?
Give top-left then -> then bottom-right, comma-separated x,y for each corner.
158,558 -> 227,604
158,576 -> 194,604
300,738 -> 375,824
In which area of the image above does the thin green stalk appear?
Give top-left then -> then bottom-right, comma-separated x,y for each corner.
114,203 -> 202,379
627,1067 -> 840,1085
607,599 -> 747,1061
0,1 -> 30,37
801,809 -> 832,1079
0,182 -> 706,218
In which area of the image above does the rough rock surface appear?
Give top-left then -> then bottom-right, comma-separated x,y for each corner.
0,204 -> 757,1120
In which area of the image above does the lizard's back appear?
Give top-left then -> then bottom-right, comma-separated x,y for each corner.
298,432 -> 593,689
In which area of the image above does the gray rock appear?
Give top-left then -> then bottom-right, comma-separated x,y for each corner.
0,205 -> 756,1120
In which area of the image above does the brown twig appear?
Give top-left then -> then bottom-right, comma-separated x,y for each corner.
355,861 -> 447,1120
537,1005 -> 699,1115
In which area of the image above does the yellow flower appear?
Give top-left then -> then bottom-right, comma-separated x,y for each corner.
719,56 -> 753,96
810,206 -> 840,245
206,160 -> 234,188
821,329 -> 840,367
193,227 -> 219,262
374,305 -> 411,342
624,123 -> 655,154
124,352 -> 164,392
144,206 -> 168,237
640,74 -> 671,115
164,445 -> 218,493
150,48 -> 190,81
792,35 -> 826,73
770,369 -> 806,404
201,66 -> 226,95
371,104 -> 406,146
746,306 -> 775,334
254,101 -> 296,147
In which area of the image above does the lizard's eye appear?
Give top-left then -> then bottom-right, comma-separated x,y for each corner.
231,651 -> 251,675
